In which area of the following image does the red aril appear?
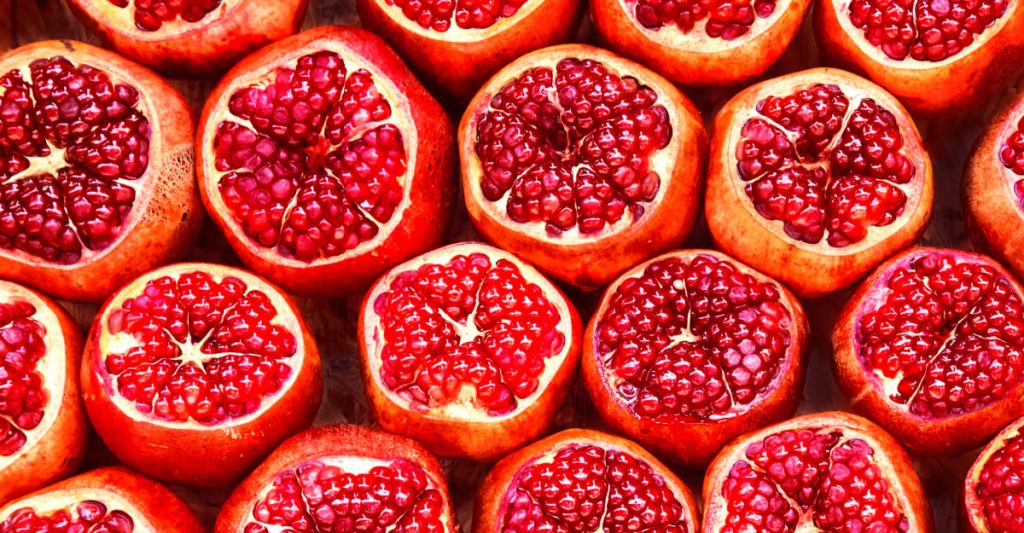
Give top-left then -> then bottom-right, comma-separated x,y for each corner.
833,247 -> 1024,457
81,262 -> 323,487
474,428 -> 700,532
582,249 -> 809,468
459,44 -> 708,290
0,40 -> 201,303
197,26 -> 456,297
705,68 -> 933,298
359,241 -> 581,461
963,415 -> 1024,533
0,281 -> 87,505
702,411 -> 933,532
214,424 -> 459,532
0,467 -> 203,533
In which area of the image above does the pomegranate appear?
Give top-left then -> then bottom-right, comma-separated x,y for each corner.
815,0 -> 1024,115
215,424 -> 459,532
68,0 -> 309,77
81,262 -> 323,487
459,44 -> 708,290
582,249 -> 809,469
0,281 -> 87,505
197,26 -> 456,297
833,247 -> 1024,457
705,68 -> 933,298
356,0 -> 583,98
0,40 -> 201,303
590,0 -> 812,87
963,415 -> 1024,532
474,428 -> 700,532
0,467 -> 202,532
702,411 -> 934,532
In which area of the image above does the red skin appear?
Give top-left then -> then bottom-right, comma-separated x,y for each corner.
196,26 -> 456,298
0,41 -> 202,303
582,249 -> 809,469
80,263 -> 323,488
962,415 -> 1024,533
215,424 -> 459,532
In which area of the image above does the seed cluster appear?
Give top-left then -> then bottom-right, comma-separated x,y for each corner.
106,0 -> 222,31
632,0 -> 778,40
977,427 -> 1024,533
0,500 -> 134,533
385,0 -> 529,31
999,114 -> 1024,208
0,300 -> 46,456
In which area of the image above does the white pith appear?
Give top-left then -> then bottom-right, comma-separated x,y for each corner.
0,488 -> 157,532
74,0 -> 238,39
614,0 -> 794,51
375,0 -> 547,42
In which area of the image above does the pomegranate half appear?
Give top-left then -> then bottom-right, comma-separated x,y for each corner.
0,281 -> 87,505
81,262 -> 323,487
197,26 -> 456,297
583,249 -> 809,468
833,247 -> 1024,457
963,415 -> 1024,533
702,411 -> 934,532
215,424 -> 459,532
460,44 -> 708,290
359,241 -> 581,461
706,67 -> 933,298
0,40 -> 201,303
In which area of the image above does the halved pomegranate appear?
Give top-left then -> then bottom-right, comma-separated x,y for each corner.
81,262 -> 322,487
356,0 -> 583,98
197,26 -> 456,297
460,44 -> 708,290
963,415 -> 1024,532
474,428 -> 700,531
215,424 -> 459,532
68,0 -> 309,77
815,0 -> 1024,115
590,0 -> 812,87
833,247 -> 1024,457
702,411 -> 934,532
0,40 -> 201,303
582,249 -> 809,468
706,68 -> 933,298
0,281 -> 87,505
359,241 -> 581,461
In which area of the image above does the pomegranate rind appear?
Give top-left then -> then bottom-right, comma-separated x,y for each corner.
0,40 -> 202,303
706,67 -> 933,298
582,249 -> 809,469
473,428 -> 700,532
359,241 -> 582,461
197,25 -> 456,297
0,282 -> 87,506
590,0 -> 812,87
0,466 -> 203,532
214,424 -> 459,532
702,411 -> 934,533
81,262 -> 323,488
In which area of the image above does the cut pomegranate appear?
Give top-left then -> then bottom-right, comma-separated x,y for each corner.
215,424 -> 459,532
359,241 -> 581,461
815,0 -> 1024,115
582,249 -> 809,468
706,68 -> 932,298
68,0 -> 309,76
963,415 -> 1024,533
702,411 -> 933,533
460,44 -> 707,290
198,26 -> 456,297
81,263 -> 322,487
833,247 -> 1024,457
0,40 -> 200,303
474,428 -> 700,532
0,467 -> 202,533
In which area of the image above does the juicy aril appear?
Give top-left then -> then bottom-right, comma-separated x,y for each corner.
0,40 -> 201,303
0,281 -> 87,505
706,68 -> 933,298
197,26 -> 456,297
833,247 -> 1024,456
359,241 -> 581,461
215,424 -> 459,532
963,415 -> 1024,533
474,428 -> 700,532
81,263 -> 323,487
460,44 -> 708,290
702,411 -> 934,532
815,0 -> 1024,115
583,249 -> 809,468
